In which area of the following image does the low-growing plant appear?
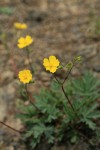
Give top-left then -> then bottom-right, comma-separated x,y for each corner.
18,70 -> 100,149
0,22 -> 100,150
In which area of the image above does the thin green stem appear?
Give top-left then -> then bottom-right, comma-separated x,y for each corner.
54,74 -> 62,84
26,48 -> 34,73
62,66 -> 73,85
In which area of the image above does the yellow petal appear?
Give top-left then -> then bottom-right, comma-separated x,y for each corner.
17,43 -> 25,48
26,36 -> 33,45
14,22 -> 27,29
18,70 -> 32,84
49,56 -> 56,65
26,35 -> 32,42
50,67 -> 57,73
53,59 -> 60,67
49,56 -> 60,67
14,23 -> 20,28
18,37 -> 25,44
45,66 -> 51,71
43,58 -> 50,66
21,24 -> 27,29
26,35 -> 31,39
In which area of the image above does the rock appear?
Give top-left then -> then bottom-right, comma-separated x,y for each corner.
6,118 -> 22,132
1,71 -> 14,85
36,142 -> 51,150
0,141 -> 6,150
22,0 -> 48,11
69,141 -> 89,150
71,67 -> 81,77
78,44 -> 97,59
7,146 -> 14,150
27,10 -> 47,23
3,84 -> 15,102
0,129 -> 5,136
41,72 -> 51,82
0,83 -> 15,120
51,145 -> 66,150
0,89 -> 7,121
93,66 -> 100,72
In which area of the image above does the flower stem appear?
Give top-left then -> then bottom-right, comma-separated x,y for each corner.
62,66 -> 73,85
26,48 -> 34,74
25,84 -> 42,113
0,121 -> 22,133
61,84 -> 79,119
54,65 -> 79,119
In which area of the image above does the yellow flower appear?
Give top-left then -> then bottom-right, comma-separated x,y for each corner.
43,56 -> 60,73
17,35 -> 33,48
18,70 -> 32,84
14,22 -> 27,30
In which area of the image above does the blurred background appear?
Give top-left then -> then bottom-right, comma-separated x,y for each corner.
0,0 -> 100,149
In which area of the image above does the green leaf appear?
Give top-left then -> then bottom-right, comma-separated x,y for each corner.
44,126 -> 54,143
24,130 -> 34,138
82,119 -> 96,130
87,111 -> 100,119
0,7 -> 14,15
84,103 -> 98,116
70,135 -> 77,143
33,124 -> 45,138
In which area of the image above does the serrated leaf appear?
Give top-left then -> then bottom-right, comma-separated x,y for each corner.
82,119 -> 96,130
24,130 -> 34,138
87,111 -> 100,119
85,103 -> 98,116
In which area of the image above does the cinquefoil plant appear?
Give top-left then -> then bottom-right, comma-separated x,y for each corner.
0,24 -> 99,150
18,71 -> 100,149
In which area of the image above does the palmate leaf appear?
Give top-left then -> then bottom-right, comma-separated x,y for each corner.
35,87 -> 63,107
51,81 -> 61,91
18,71 -> 100,148
82,118 -> 96,130
24,130 -> 34,139
63,101 -> 76,121
45,106 -> 60,122
31,141 -> 37,149
80,102 -> 100,130
33,124 -> 45,138
24,124 -> 54,148
83,103 -> 98,117
72,72 -> 100,98
80,102 -> 100,119
18,103 -> 36,116
17,113 -> 31,121
24,123 -> 45,146
87,111 -> 100,119
72,98 -> 85,111
44,126 -> 54,143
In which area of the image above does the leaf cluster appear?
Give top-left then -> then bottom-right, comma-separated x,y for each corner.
18,72 -> 100,149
